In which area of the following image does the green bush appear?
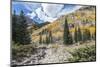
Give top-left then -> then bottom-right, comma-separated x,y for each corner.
68,45 -> 96,62
12,44 -> 35,62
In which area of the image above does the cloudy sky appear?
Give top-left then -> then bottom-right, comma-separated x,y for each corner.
12,1 -> 82,23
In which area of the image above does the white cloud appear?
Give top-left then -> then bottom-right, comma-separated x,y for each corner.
35,7 -> 57,22
29,3 -> 64,23
41,3 -> 64,18
24,3 -> 82,23
58,6 -> 82,16
27,11 -> 36,19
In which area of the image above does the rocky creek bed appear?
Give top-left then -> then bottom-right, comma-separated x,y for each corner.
12,41 -> 95,66
12,45 -> 72,65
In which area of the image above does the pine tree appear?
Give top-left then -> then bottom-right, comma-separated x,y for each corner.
49,31 -> 53,43
12,10 -> 18,43
14,10 -> 31,45
42,38 -> 45,44
63,18 -> 73,45
93,32 -> 96,40
82,30 -> 86,42
77,26 -> 82,41
82,29 -> 91,42
85,29 -> 91,40
74,26 -> 83,44
39,32 -> 42,44
46,34 -> 49,44
69,34 -> 73,44
74,27 -> 78,43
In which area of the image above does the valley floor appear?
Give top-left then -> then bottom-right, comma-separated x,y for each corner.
12,41 -> 96,66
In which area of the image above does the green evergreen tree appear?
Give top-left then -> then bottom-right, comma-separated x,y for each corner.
82,29 -> 91,42
85,29 -> 91,40
49,31 -> 53,43
74,26 -> 83,44
93,32 -> 96,40
77,26 -> 82,41
63,18 -> 73,45
46,34 -> 49,44
42,38 -> 45,44
12,10 -> 18,43
39,32 -> 42,44
82,31 -> 86,42
20,11 -> 31,45
13,10 -> 31,45
74,27 -> 78,43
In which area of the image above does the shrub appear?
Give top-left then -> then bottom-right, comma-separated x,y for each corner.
12,44 -> 35,62
68,45 -> 96,62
